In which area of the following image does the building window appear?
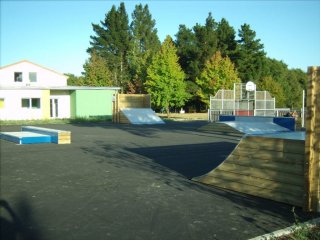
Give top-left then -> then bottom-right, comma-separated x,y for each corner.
14,72 -> 23,82
21,98 -> 40,109
31,98 -> 40,108
21,98 -> 30,108
0,99 -> 4,109
29,72 -> 37,82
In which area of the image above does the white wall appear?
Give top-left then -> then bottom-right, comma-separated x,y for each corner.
0,89 -> 44,120
0,60 -> 67,88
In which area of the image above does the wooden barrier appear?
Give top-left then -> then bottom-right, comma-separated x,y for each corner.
304,66 -> 320,212
193,135 -> 305,206
113,94 -> 151,123
22,126 -> 71,144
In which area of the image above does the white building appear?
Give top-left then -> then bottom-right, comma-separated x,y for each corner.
0,60 -> 120,121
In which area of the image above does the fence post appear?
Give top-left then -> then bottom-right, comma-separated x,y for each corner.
302,90 -> 305,128
304,66 -> 320,212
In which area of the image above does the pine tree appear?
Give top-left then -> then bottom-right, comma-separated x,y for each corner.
128,4 -> 160,93
216,18 -> 237,59
235,24 -> 266,82
88,2 -> 131,90
175,13 -> 219,111
196,51 -> 241,107
145,36 -> 189,116
193,12 -> 218,72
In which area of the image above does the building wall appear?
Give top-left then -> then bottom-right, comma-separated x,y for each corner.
0,60 -> 67,88
0,89 -> 49,120
71,90 -> 116,119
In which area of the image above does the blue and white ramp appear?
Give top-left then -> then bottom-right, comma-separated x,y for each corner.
121,108 -> 165,124
1,126 -> 71,144
0,131 -> 51,144
219,116 -> 294,135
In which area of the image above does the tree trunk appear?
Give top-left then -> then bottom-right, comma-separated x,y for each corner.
166,105 -> 170,118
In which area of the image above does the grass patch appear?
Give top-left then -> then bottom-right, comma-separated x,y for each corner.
270,208 -> 320,240
274,225 -> 320,240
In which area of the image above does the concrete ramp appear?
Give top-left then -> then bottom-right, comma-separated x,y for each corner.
219,116 -> 294,135
120,108 -> 165,125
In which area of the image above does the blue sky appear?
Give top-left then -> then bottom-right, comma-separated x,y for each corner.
1,0 -> 319,76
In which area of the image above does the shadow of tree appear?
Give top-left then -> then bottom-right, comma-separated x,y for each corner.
0,196 -> 42,240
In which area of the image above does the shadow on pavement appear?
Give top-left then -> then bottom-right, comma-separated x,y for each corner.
0,197 -> 42,240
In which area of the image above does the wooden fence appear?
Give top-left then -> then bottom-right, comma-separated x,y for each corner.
112,94 -> 151,123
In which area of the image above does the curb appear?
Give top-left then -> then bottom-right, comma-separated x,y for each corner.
249,217 -> 320,240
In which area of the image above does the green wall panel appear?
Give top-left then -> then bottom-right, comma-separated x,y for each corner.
71,90 -> 116,119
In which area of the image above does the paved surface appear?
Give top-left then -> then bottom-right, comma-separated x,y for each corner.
0,121 -> 318,240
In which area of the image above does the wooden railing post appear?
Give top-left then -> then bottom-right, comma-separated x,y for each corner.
304,66 -> 320,212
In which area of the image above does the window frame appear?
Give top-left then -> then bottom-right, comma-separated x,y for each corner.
14,72 -> 23,82
29,72 -> 37,82
21,98 -> 41,109
31,98 -> 41,109
21,98 -> 30,108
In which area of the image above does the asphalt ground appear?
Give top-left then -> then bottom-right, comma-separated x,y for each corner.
0,121 -> 318,240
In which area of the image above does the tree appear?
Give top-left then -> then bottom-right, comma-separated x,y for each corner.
175,24 -> 199,82
257,76 -> 286,107
145,36 -> 189,116
284,69 -> 307,108
196,51 -> 241,107
128,4 -> 160,93
216,18 -> 237,59
235,24 -> 266,82
82,51 -> 112,86
88,2 -> 131,90
175,13 -> 219,111
66,73 -> 85,86
193,12 -> 218,73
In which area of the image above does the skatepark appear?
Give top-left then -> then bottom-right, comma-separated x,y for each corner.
0,120 -> 318,240
1,70 -> 319,239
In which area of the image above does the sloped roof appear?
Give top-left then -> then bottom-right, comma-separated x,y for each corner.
0,59 -> 67,78
0,86 -> 121,91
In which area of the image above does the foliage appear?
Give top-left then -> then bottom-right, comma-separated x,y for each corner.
82,51 -> 113,86
66,73 -> 85,86
128,4 -> 160,93
145,36 -> 189,115
235,23 -> 266,82
257,76 -> 286,107
216,18 -> 237,59
88,2 -> 131,90
82,2 -> 307,110
196,51 -> 241,107
175,13 -> 219,111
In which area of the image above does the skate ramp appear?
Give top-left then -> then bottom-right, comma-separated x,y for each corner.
219,116 -> 294,135
120,108 -> 165,125
192,134 -> 305,206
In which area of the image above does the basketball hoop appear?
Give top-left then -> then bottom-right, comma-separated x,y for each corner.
246,81 -> 256,92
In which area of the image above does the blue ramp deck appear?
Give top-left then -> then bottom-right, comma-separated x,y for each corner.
0,131 -> 51,144
219,116 -> 295,135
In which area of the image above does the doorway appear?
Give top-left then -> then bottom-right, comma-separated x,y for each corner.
50,98 -> 59,118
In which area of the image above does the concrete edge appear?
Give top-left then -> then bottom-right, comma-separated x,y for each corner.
248,217 -> 320,240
